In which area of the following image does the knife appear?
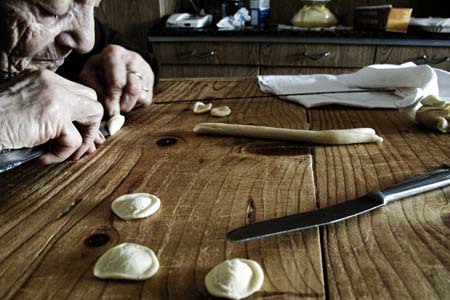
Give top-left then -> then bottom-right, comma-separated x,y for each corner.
0,122 -> 110,174
227,165 -> 450,243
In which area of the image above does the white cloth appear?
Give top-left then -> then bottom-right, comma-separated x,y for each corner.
258,63 -> 450,109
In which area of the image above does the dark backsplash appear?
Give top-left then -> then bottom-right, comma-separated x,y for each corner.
178,0 -> 448,26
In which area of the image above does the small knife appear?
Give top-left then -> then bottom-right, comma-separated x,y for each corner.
0,122 -> 110,174
227,165 -> 450,243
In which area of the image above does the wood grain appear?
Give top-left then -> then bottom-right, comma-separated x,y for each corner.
0,78 -> 324,300
309,107 -> 450,299
154,77 -> 265,103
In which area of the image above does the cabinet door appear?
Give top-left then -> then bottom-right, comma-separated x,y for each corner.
260,43 -> 375,68
375,46 -> 450,70
153,42 -> 259,65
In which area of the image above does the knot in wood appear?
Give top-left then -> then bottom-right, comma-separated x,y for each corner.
85,233 -> 110,248
156,137 -> 178,147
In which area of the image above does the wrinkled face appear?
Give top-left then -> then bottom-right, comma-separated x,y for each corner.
0,0 -> 102,81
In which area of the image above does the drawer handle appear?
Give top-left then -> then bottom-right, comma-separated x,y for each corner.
415,55 -> 450,65
177,50 -> 217,59
298,51 -> 331,61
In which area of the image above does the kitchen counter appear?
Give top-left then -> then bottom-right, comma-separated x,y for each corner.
1,78 -> 449,299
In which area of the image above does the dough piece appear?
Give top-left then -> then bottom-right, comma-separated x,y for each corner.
194,122 -> 383,145
205,258 -> 264,300
94,243 -> 159,280
193,102 -> 213,114
107,115 -> 125,136
416,95 -> 450,133
111,193 -> 161,221
210,106 -> 232,117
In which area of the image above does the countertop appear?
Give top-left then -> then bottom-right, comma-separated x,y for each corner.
148,24 -> 450,46
1,78 -> 449,299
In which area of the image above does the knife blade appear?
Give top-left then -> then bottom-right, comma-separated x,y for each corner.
0,122 -> 110,174
227,165 -> 450,242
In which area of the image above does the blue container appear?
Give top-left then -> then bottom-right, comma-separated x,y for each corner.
250,0 -> 270,29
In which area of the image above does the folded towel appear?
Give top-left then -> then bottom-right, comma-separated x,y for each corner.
258,62 -> 450,109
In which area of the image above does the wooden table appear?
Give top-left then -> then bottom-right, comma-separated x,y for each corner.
1,78 -> 449,300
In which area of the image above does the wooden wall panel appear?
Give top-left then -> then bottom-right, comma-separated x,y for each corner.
95,0 -> 416,49
95,0 -> 162,49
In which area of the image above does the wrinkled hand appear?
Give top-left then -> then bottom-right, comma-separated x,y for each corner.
416,95 -> 450,133
79,44 -> 154,117
0,70 -> 104,164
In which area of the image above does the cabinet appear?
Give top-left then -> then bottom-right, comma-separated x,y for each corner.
375,46 -> 450,69
154,42 -> 259,65
150,32 -> 450,78
260,44 -> 374,68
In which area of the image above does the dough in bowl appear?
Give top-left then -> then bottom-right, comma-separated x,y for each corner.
111,193 -> 161,220
94,243 -> 159,280
205,258 -> 264,300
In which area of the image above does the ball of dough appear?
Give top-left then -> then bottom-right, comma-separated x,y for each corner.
205,258 -> 264,300
210,106 -> 232,117
107,115 -> 125,136
94,243 -> 159,280
111,193 -> 161,221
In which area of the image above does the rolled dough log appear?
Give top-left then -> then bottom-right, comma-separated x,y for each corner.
194,122 -> 383,145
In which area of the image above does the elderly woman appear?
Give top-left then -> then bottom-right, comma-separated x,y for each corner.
0,0 -> 159,164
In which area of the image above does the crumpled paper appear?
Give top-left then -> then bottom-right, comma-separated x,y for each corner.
410,17 -> 450,27
217,8 -> 251,30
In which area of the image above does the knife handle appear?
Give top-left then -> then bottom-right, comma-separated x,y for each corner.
367,165 -> 450,205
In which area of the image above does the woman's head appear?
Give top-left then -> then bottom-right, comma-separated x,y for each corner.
0,0 -> 101,80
